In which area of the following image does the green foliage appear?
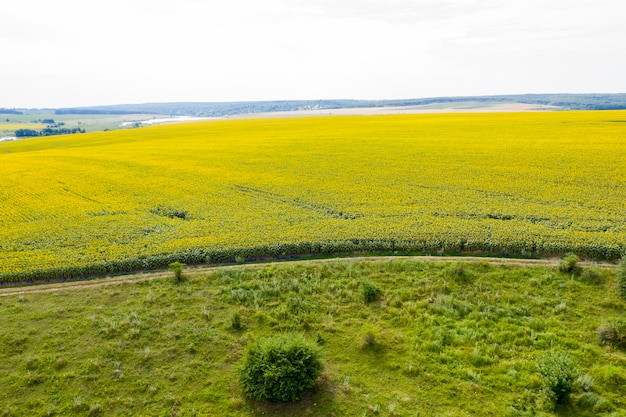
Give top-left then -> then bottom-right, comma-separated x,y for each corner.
361,279 -> 382,303
239,333 -> 323,402
359,324 -> 381,350
449,263 -> 472,283
14,127 -> 85,137
557,253 -> 580,274
168,261 -> 185,282
537,351 -> 577,409
594,365 -> 626,389
0,242 -> 622,284
576,374 -> 594,392
230,311 -> 243,331
578,392 -> 614,412
1,260 -> 626,415
580,265 -> 604,284
597,320 -> 626,348
151,205 -> 188,220
619,257 -> 626,300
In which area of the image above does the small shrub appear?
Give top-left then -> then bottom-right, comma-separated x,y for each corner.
230,311 -> 243,331
553,301 -> 567,314
201,305 -> 211,321
449,263 -> 472,283
169,262 -> 185,282
578,392 -> 601,409
594,365 -> 625,388
239,333 -> 323,402
360,324 -> 383,350
577,392 -> 613,412
73,396 -> 89,412
580,265 -> 604,284
557,253 -> 580,275
597,324 -> 617,345
537,351 -> 577,409
619,257 -> 626,300
361,332 -> 377,349
451,265 -> 466,277
89,403 -> 102,415
466,369 -> 481,383
151,205 -> 188,220
576,374 -> 594,392
361,280 -> 382,303
55,357 -> 67,370
591,396 -> 614,413
341,375 -> 351,393
597,320 -> 626,348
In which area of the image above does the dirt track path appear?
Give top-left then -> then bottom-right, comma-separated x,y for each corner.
0,256 -> 615,297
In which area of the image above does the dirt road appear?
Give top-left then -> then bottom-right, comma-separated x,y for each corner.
0,256 -> 614,297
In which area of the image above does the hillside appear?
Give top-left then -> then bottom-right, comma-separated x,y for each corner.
51,94 -> 626,117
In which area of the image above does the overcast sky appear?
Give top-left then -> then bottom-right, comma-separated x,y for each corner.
1,0 -> 625,108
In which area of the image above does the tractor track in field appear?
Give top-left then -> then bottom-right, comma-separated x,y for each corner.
0,256 -> 616,297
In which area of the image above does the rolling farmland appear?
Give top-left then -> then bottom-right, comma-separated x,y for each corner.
0,111 -> 624,281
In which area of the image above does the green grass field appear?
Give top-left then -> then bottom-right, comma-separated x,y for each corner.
1,259 -> 625,416
0,112 -> 168,137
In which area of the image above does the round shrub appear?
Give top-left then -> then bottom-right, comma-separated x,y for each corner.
361,280 -> 382,303
580,265 -> 604,284
537,351 -> 577,409
240,333 -> 323,402
557,253 -> 580,274
168,261 -> 186,282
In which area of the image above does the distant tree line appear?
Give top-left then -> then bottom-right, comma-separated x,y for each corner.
0,108 -> 22,115
55,108 -> 137,115
15,127 -> 85,137
52,94 -> 626,117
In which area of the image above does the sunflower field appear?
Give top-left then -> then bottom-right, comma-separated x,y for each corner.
1,111 -> 624,281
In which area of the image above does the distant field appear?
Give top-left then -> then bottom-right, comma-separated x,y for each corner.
0,113 -> 168,135
0,111 -> 624,281
0,122 -> 46,137
0,123 -> 47,131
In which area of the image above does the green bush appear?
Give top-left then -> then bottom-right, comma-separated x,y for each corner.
537,351 -> 577,409
557,253 -> 580,274
577,392 -> 613,412
361,280 -> 382,303
240,333 -> 323,402
169,262 -> 185,282
619,257 -> 626,301
151,205 -> 188,220
580,265 -> 604,284
359,323 -> 382,350
230,311 -> 243,331
597,320 -> 626,348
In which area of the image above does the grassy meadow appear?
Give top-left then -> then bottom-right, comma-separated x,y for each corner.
0,123 -> 48,133
0,113 -> 167,137
1,111 -> 625,281
1,259 -> 625,416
